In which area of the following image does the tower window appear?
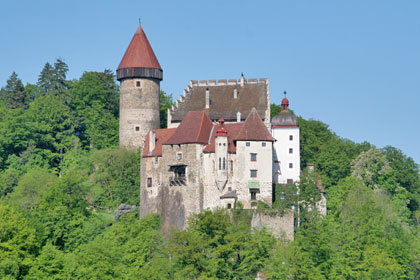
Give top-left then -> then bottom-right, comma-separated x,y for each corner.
250,170 -> 257,178
147,177 -> 152,188
289,163 -> 293,169
136,81 -> 141,87
289,135 -> 293,141
135,126 -> 140,131
289,148 -> 293,154
250,153 -> 257,161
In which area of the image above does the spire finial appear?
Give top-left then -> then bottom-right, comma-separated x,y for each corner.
284,90 -> 287,96
139,18 -> 141,26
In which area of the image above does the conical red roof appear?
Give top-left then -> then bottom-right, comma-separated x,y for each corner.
117,25 -> 161,70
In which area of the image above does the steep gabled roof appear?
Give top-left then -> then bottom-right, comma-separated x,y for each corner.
164,111 -> 213,145
117,25 -> 162,70
170,78 -> 269,122
143,128 -> 176,157
203,123 -> 243,153
235,108 -> 274,142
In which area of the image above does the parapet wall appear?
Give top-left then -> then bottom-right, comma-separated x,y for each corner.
251,210 -> 295,240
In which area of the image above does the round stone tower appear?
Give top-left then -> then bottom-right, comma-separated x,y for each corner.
117,24 -> 162,149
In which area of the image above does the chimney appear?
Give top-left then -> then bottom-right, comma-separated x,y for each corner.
237,111 -> 241,122
205,88 -> 210,109
149,131 -> 156,152
308,163 -> 314,172
240,73 -> 245,87
233,88 -> 238,99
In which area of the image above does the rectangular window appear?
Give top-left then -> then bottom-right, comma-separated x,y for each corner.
230,160 -> 233,172
135,126 -> 140,131
289,148 -> 293,154
136,81 -> 141,87
246,142 -> 250,147
154,156 -> 158,164
227,203 -> 232,209
147,177 -> 152,188
250,170 -> 257,178
289,163 -> 293,169
250,153 -> 257,161
177,153 -> 182,160
262,142 -> 266,147
287,179 -> 293,184
223,157 -> 226,170
289,135 -> 293,141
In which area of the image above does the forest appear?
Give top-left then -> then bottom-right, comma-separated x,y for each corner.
1,59 -> 420,279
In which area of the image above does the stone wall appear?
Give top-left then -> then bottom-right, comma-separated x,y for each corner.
119,78 -> 160,148
251,210 -> 295,240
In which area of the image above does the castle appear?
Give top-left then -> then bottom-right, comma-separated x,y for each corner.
116,25 -> 324,236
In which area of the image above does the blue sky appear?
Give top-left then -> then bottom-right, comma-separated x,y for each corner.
1,1 -> 419,164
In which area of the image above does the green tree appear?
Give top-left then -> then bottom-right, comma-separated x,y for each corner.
0,205 -> 38,279
160,90 -> 173,128
0,72 -> 28,109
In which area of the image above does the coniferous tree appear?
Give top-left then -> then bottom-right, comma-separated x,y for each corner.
0,72 -> 28,109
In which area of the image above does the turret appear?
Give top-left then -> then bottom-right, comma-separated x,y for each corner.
215,118 -> 228,190
117,24 -> 162,149
271,92 -> 300,185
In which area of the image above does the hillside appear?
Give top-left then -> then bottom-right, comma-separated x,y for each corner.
1,61 -> 420,279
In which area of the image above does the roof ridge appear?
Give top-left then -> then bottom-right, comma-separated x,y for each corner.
195,112 -> 205,142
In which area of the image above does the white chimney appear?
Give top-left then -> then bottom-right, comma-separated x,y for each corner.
237,111 -> 241,122
149,131 -> 156,152
205,88 -> 210,109
233,88 -> 238,99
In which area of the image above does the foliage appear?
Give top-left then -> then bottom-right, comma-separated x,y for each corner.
160,90 -> 173,128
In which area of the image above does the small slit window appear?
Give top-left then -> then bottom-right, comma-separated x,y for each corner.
289,163 -> 293,169
154,157 -> 158,164
230,160 -> 233,172
227,203 -> 232,209
223,157 -> 226,170
136,81 -> 141,87
289,135 -> 293,141
135,126 -> 140,131
289,148 -> 293,154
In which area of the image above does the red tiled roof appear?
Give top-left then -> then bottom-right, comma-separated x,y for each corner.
317,174 -> 325,193
203,123 -> 243,153
235,108 -> 274,142
164,111 -> 213,145
117,25 -> 162,70
143,128 -> 176,158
